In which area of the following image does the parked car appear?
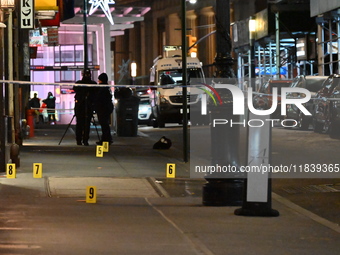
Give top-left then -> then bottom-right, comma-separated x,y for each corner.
284,75 -> 327,130
312,74 -> 340,138
138,95 -> 153,125
253,79 -> 292,119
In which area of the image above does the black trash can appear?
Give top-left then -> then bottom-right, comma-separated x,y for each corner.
115,96 -> 140,137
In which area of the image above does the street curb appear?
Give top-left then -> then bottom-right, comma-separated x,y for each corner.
272,192 -> 340,233
147,177 -> 170,198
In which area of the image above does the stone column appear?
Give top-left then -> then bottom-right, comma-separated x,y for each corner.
167,13 -> 181,46
187,10 -> 197,37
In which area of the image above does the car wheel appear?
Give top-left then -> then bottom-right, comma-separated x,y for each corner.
158,120 -> 165,128
147,118 -> 153,126
328,115 -> 340,139
152,119 -> 158,128
324,117 -> 331,134
313,118 -> 323,133
152,109 -> 165,128
147,114 -> 154,126
154,116 -> 165,128
298,111 -> 309,130
283,119 -> 295,129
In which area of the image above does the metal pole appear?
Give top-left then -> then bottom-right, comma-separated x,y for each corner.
0,81 -> 4,171
275,12 -> 280,79
269,43 -> 273,75
0,19 -> 4,171
329,20 -> 333,75
83,0 -> 88,70
202,0 -> 243,206
8,8 -> 14,143
250,35 -> 255,89
317,23 -> 324,75
337,18 -> 340,74
181,0 -> 188,163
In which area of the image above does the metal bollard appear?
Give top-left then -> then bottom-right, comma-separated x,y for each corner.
10,143 -> 20,167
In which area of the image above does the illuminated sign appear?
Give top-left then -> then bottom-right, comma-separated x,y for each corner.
29,28 -> 48,47
20,0 -> 34,29
30,65 -> 100,71
35,0 -> 58,10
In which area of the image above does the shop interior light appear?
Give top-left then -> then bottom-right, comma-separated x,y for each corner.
0,0 -> 15,8
131,62 -> 137,77
249,17 -> 256,32
190,51 -> 197,58
36,10 -> 56,20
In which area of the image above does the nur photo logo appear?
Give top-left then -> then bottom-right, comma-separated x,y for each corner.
199,83 -> 312,128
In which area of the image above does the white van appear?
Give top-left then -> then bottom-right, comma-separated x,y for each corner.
149,49 -> 205,127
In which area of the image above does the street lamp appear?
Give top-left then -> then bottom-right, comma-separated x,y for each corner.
83,0 -> 89,70
202,0 -> 242,207
249,16 -> 256,89
181,0 -> 196,163
131,61 -> 137,85
0,11 -> 6,172
249,17 -> 256,35
1,0 -> 15,143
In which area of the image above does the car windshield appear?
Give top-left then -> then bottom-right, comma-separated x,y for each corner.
139,100 -> 149,105
259,80 -> 292,95
158,68 -> 204,87
259,81 -> 291,95
291,77 -> 326,92
305,78 -> 326,92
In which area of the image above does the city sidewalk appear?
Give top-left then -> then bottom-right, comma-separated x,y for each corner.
0,124 -> 339,254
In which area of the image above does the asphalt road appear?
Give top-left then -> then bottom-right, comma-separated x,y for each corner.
139,124 -> 340,225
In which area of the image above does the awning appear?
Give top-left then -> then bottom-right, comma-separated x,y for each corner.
62,0 -> 150,35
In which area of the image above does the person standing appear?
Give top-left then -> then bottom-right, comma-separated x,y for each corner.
94,73 -> 113,145
29,93 -> 41,124
73,69 -> 97,146
43,92 -> 56,124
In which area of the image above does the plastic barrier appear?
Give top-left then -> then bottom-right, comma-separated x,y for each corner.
26,109 -> 35,137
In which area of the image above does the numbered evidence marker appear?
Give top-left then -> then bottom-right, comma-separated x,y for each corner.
86,186 -> 97,203
96,146 -> 104,157
166,163 -> 176,178
102,141 -> 109,152
6,163 -> 16,178
33,163 -> 43,178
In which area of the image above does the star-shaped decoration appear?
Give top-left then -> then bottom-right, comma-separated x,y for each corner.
117,59 -> 131,83
89,0 -> 115,25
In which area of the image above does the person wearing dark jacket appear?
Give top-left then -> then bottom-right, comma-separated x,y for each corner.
29,93 -> 41,124
94,73 -> 113,145
73,69 -> 97,146
43,92 -> 56,124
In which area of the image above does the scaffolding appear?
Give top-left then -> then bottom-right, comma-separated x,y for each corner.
316,11 -> 340,76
